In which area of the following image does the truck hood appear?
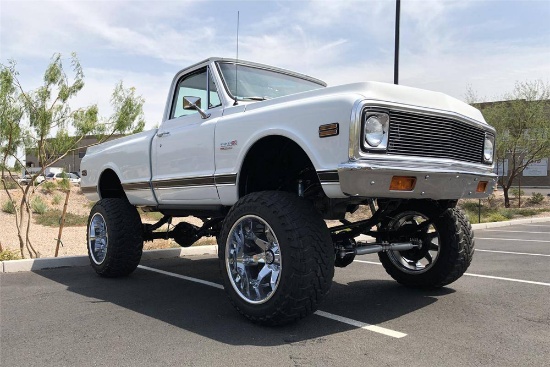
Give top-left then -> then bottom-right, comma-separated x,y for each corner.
244,81 -> 486,123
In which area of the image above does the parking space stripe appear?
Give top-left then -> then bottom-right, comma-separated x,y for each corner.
138,265 -> 224,289
476,237 -> 550,243
353,260 -> 550,286
138,265 -> 407,337
354,260 -> 382,265
476,249 -> 550,257
463,273 -> 550,287
482,230 -> 549,234
314,311 -> 407,338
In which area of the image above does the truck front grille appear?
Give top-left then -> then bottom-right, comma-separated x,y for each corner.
386,110 -> 486,164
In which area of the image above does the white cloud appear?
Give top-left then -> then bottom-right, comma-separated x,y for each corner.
70,67 -> 174,129
2,0 -> 549,134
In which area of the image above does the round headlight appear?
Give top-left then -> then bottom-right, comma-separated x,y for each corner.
484,136 -> 494,162
365,116 -> 385,147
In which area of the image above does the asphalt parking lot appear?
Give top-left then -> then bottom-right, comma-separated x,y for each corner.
1,222 -> 549,367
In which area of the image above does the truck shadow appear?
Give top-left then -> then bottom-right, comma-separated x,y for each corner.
33,256 -> 454,346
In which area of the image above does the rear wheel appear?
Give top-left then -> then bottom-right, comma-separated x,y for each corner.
378,202 -> 474,288
218,191 -> 334,325
87,198 -> 143,277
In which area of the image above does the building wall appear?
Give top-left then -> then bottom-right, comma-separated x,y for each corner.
25,135 -> 124,174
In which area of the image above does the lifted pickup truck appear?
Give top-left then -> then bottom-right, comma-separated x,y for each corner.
81,57 -> 496,325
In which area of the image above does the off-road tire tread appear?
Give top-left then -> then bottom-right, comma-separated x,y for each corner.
87,198 -> 143,277
378,204 -> 474,288
218,191 -> 334,326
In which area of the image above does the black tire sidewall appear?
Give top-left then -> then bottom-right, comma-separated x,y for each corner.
378,202 -> 466,287
218,191 -> 333,324
87,198 -> 143,277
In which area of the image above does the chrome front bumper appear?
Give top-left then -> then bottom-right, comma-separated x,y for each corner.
338,158 -> 497,200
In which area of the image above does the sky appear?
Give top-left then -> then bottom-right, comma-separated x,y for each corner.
1,0 -> 549,130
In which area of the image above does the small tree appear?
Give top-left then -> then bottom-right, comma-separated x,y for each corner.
474,81 -> 550,208
0,53 -> 145,258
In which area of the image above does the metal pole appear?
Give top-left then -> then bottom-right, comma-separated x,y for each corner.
518,175 -> 521,208
480,199 -> 484,223
394,0 -> 401,85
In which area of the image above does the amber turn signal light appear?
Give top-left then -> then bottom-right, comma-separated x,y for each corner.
389,176 -> 417,191
319,123 -> 339,138
476,181 -> 488,193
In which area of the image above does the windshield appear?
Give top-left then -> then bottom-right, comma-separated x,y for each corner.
217,62 -> 324,101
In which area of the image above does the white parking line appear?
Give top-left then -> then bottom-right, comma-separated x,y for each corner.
138,265 -> 224,289
482,230 -> 550,234
476,249 -> 550,257
314,311 -> 407,338
463,274 -> 550,287
138,265 -> 407,338
354,260 -> 382,265
476,237 -> 550,243
353,260 -> 550,286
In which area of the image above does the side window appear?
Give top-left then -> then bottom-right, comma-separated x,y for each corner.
170,67 -> 221,119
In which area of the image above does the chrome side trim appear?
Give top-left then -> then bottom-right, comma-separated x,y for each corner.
120,174 -> 237,192
214,174 -> 237,185
122,182 -> 151,191
153,176 -> 215,190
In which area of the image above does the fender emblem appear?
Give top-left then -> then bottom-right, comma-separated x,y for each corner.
220,140 -> 238,150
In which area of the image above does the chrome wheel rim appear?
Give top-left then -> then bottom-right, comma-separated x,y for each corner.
387,211 -> 440,274
89,213 -> 108,265
225,215 -> 282,304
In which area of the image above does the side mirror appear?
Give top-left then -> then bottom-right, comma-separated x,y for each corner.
182,96 -> 210,119
183,96 -> 201,110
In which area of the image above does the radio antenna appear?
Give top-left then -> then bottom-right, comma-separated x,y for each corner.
233,11 -> 239,106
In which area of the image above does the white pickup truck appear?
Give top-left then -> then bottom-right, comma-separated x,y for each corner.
81,57 -> 496,325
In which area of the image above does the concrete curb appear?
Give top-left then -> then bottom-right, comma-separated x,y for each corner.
471,216 -> 550,229
1,245 -> 218,273
2,216 -> 549,273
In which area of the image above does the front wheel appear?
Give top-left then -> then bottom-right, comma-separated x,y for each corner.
218,191 -> 334,325
378,202 -> 474,288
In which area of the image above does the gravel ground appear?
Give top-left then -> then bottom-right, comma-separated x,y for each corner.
1,185 -> 549,259
0,185 -> 204,258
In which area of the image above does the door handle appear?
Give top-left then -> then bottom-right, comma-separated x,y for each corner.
157,131 -> 171,137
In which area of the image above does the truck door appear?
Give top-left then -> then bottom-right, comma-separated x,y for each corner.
152,66 -> 223,204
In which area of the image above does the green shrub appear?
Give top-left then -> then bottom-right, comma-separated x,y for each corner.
510,188 -> 525,197
31,196 -> 48,214
52,193 -> 63,205
485,213 -> 508,222
499,209 -> 515,219
460,201 -> 482,211
41,181 -> 56,193
528,192 -> 545,205
35,210 -> 88,227
0,249 -> 21,261
2,200 -> 16,214
1,180 -> 17,190
514,208 -> 539,217
57,178 -> 70,192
